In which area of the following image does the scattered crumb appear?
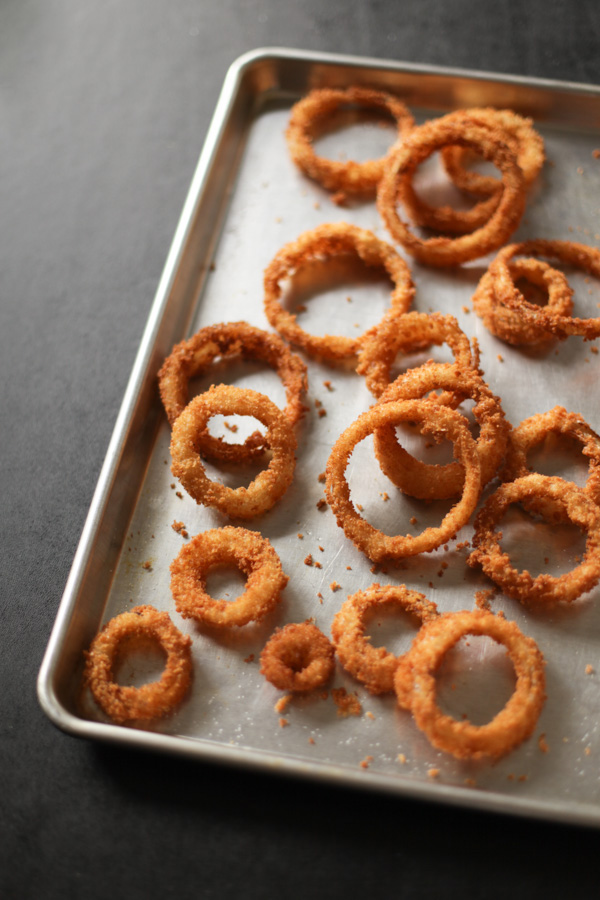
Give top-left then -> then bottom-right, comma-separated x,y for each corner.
497,354 -> 504,363
475,588 -> 495,611
360,755 -> 374,769
243,653 -> 255,664
592,347 -> 599,355
314,561 -> 322,569
585,745 -> 592,756
323,380 -> 333,391
410,516 -> 418,526
461,305 -> 470,314
397,753 -> 407,764
346,296 -> 352,302
538,733 -> 550,753
278,717 -> 289,728
313,201 -> 320,210
356,503 -> 363,512
296,304 -> 307,313
332,687 -> 362,717
507,774 -> 515,781
318,408 -> 327,418
427,768 -> 440,779
380,491 -> 389,501
275,695 -> 292,714
577,166 -> 584,175
141,560 -> 152,570
297,532 -> 303,540
455,540 -> 470,550
586,664 -> 595,675
365,711 -> 375,720
175,491 -> 183,499
223,421 -> 238,433
346,565 -> 352,570
308,736 -> 315,745
330,581 -> 341,592
317,591 -> 323,602
518,774 -> 528,782
593,149 -> 600,159
170,483 -> 175,489
316,499 -> 327,510
332,191 -> 346,206
318,472 -> 326,483
464,778 -> 476,787
314,399 -> 322,408
318,545 -> 324,552
304,554 -> 314,566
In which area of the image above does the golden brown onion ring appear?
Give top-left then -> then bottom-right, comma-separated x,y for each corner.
83,605 -> 193,725
286,86 -> 415,196
485,240 -> 600,340
472,257 -> 574,346
331,583 -> 438,694
393,609 -> 546,760
158,322 -> 308,461
170,527 -> 288,627
468,473 -> 600,608
377,114 -> 526,266
373,362 -> 510,500
263,223 -> 414,361
260,621 -> 335,692
356,310 -> 478,399
325,399 -> 481,561
170,385 -> 297,518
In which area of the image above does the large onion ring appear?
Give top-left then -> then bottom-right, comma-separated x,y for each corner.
377,114 -> 526,267
263,223 -> 414,361
170,385 -> 297,518
468,473 -> 600,608
399,108 -> 544,235
158,322 -> 308,461
393,609 -> 546,760
485,240 -> 600,340
260,621 -> 335,692
356,310 -> 478,399
501,407 -> 600,510
472,256 -> 574,346
83,605 -> 193,725
325,399 -> 481,561
170,527 -> 288,627
286,86 -> 415,196
331,583 -> 438,694
373,362 -> 510,499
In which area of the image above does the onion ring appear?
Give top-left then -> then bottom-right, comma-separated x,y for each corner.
330,583 -> 438,694
170,384 -> 297,518
393,609 -> 546,760
468,473 -> 600,608
377,114 -> 526,266
373,362 -> 510,499
260,621 -> 335,692
325,399 -> 481,561
286,86 -> 415,197
83,605 -> 193,725
356,310 -> 478,399
158,322 -> 308,461
484,240 -> 600,340
170,527 -> 288,627
263,222 -> 414,361
399,107 -> 544,235
472,257 -> 574,345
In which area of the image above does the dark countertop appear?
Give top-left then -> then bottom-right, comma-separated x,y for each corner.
2,2 -> 600,897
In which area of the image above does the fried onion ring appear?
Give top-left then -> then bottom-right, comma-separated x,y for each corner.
468,474 -> 600,608
472,257 -> 574,345
158,322 -> 308,461
377,114 -> 526,266
485,240 -> 600,340
373,362 -> 510,499
501,407 -> 600,510
170,385 -> 297,518
263,223 -> 414,361
325,399 -> 481,561
331,583 -> 438,694
393,609 -> 546,760
170,527 -> 288,627
83,605 -> 193,725
286,86 -> 415,197
260,621 -> 335,692
398,108 -> 544,235
356,310 -> 478,399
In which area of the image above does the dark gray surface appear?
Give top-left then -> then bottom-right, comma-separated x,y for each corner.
2,1 -> 600,897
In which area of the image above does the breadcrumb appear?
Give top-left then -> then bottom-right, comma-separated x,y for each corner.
243,653 -> 255,664
585,664 -> 595,675
329,581 -> 341,592
316,499 -> 327,510
397,753 -> 407,764
427,768 -> 440,779
304,554 -> 314,566
360,755 -> 374,769
278,717 -> 289,728
538,733 -> 549,753
275,695 -> 292,714
332,687 -> 362,717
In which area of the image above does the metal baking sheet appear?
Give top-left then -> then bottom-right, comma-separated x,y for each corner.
38,48 -> 600,827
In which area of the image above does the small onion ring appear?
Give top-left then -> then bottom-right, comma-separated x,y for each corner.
356,310 -> 478,399
286,86 -> 415,196
325,399 -> 481,562
377,114 -> 526,267
393,609 -> 546,760
468,473 -> 600,608
330,583 -> 438,694
83,605 -> 193,725
500,407 -> 600,522
373,362 -> 510,499
472,257 -> 574,346
487,240 -> 600,340
260,621 -> 335,692
263,222 -> 414,361
158,322 -> 308,461
170,527 -> 288,627
399,108 -> 544,235
170,385 -> 297,518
